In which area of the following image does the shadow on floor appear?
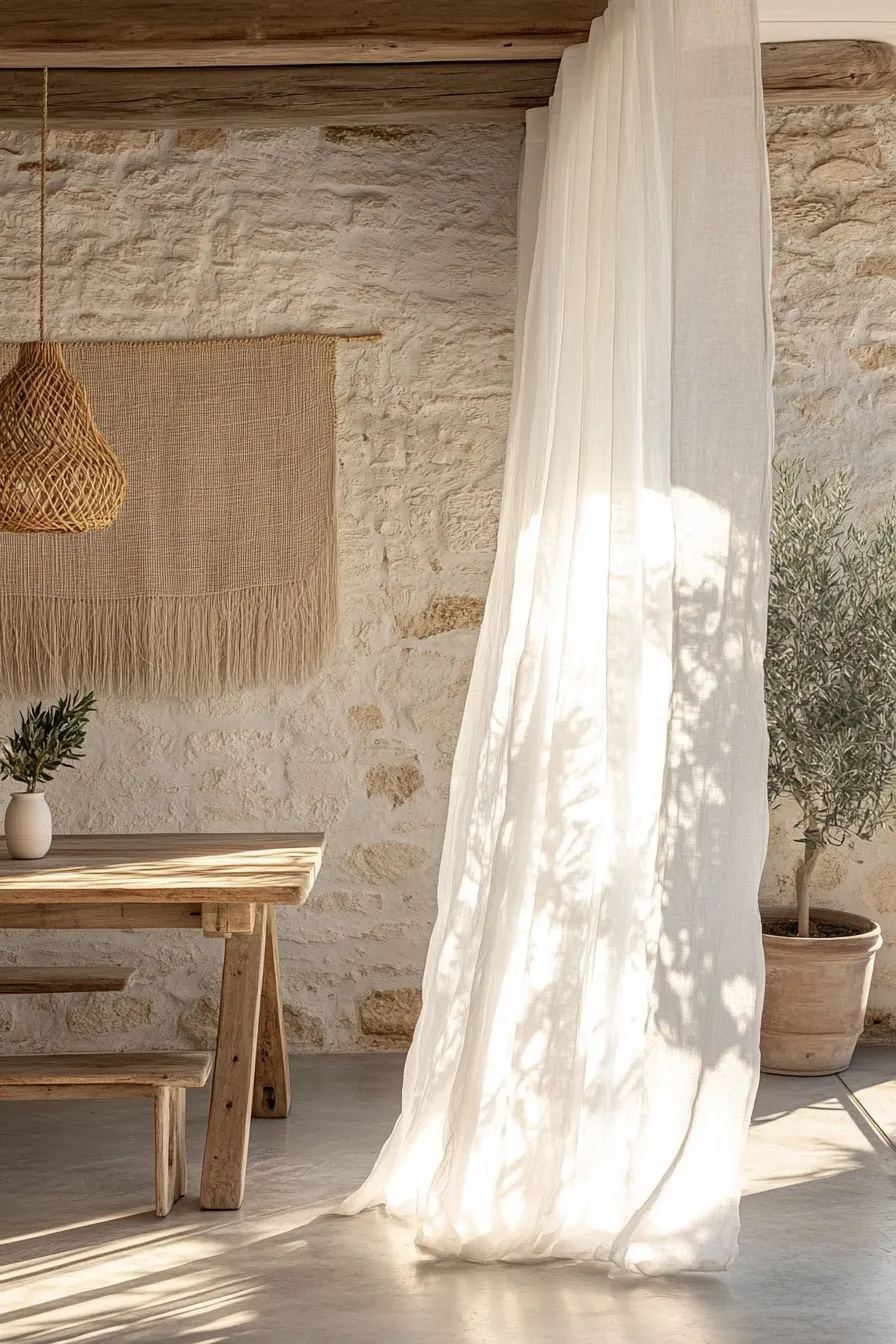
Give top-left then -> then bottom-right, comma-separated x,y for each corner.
0,1051 -> 893,1343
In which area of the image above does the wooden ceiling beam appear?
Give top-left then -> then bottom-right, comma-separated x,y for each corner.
761,38 -> 896,105
0,41 -> 892,127
0,2 -> 605,68
0,64 -> 561,127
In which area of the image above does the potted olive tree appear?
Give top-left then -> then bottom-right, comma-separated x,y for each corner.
762,462 -> 891,1075
0,693 -> 96,859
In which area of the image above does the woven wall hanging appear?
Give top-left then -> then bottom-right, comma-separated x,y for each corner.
0,334 -> 338,697
0,70 -> 126,534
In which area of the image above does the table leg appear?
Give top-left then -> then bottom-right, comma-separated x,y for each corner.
252,906 -> 291,1119
200,902 -> 267,1210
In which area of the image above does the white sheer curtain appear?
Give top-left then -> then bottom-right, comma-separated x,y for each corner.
344,0 -> 774,1275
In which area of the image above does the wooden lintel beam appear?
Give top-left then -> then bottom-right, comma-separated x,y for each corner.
0,2 -> 604,68
761,39 -> 896,106
0,63 -> 561,127
1,41 -> 894,129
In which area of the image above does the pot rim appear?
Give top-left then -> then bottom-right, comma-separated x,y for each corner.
9,790 -> 46,798
761,904 -> 881,951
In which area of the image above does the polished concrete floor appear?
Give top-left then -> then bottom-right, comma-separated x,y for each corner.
0,1046 -> 894,1343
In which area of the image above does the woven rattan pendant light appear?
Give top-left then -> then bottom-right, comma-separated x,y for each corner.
0,71 -> 126,534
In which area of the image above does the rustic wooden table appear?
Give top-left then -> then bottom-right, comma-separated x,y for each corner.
0,832 -> 325,1210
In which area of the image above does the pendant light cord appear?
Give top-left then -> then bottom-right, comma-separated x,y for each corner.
39,67 -> 48,343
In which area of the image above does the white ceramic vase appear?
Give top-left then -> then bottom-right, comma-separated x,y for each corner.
4,791 -> 53,860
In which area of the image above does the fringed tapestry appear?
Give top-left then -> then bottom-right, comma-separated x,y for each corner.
0,334 -> 337,697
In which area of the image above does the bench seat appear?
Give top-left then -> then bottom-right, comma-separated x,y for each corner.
0,967 -> 135,994
0,1051 -> 213,1215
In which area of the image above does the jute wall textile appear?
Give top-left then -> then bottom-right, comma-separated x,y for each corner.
0,333 -> 337,697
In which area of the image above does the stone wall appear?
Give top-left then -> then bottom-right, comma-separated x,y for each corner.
0,123 -> 520,1052
3,99 -> 896,1053
764,95 -> 896,1036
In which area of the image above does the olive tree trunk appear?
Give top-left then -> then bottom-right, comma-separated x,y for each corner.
795,832 -> 822,938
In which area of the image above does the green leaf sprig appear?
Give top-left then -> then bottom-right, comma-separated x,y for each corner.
0,693 -> 97,793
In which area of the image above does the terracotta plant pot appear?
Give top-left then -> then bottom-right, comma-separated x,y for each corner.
760,906 -> 882,1076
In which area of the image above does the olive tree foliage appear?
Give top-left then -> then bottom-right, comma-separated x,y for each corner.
766,462 -> 896,934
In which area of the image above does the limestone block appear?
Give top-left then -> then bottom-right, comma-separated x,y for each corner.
177,129 -> 229,152
365,761 -> 424,807
826,128 -> 879,155
179,996 -> 219,1050
813,220 -> 877,246
772,199 -> 832,231
54,130 -> 156,154
864,1008 -> 896,1039
283,1004 -> 325,1049
812,849 -> 850,892
857,256 -> 896,279
440,489 -> 502,553
851,343 -> 896,371
67,995 -> 156,1037
346,705 -> 385,732
324,125 -> 432,147
848,191 -> 896,225
868,865 -> 896,913
359,987 -> 422,1039
342,843 -> 429,884
807,159 -> 878,188
406,670 -> 472,734
398,596 -> 486,639
311,890 -> 385,914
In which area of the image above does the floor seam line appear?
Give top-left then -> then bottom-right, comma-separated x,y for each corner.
835,1072 -> 896,1154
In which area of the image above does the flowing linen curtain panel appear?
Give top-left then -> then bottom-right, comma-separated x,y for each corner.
345,0 -> 774,1275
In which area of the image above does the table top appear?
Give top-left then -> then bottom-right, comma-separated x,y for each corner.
0,833 -> 326,896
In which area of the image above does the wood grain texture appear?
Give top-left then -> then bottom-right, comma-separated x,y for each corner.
0,1082 -> 158,1099
0,63 -> 560,126
154,1086 -> 175,1216
201,903 -> 267,1210
0,887 -> 304,907
154,1086 -> 187,1215
0,834 -> 324,894
0,1 -> 604,67
0,903 -> 205,929
252,906 -> 291,1119
762,40 -> 896,106
0,965 -> 135,993
0,1052 -> 213,1086
0,43 -> 892,124
201,902 -> 256,937
172,1087 -> 187,1206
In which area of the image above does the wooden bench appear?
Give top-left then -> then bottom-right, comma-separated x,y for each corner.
0,1052 -> 213,1215
0,967 -> 135,994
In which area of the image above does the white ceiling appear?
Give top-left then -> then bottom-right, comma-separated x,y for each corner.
759,1 -> 896,44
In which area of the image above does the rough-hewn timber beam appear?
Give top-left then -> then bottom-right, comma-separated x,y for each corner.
0,63 -> 561,127
0,2 -> 605,68
1,40 -> 895,128
761,38 -> 896,105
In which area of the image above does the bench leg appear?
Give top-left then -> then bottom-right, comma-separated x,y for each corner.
253,906 -> 291,1119
201,902 -> 267,1210
154,1086 -> 186,1216
173,1088 -> 187,1202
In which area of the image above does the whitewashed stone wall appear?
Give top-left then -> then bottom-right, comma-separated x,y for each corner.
0,123 -> 520,1052
3,100 -> 896,1053
765,95 -> 896,1036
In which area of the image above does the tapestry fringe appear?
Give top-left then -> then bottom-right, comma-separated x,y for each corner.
0,542 -> 337,699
